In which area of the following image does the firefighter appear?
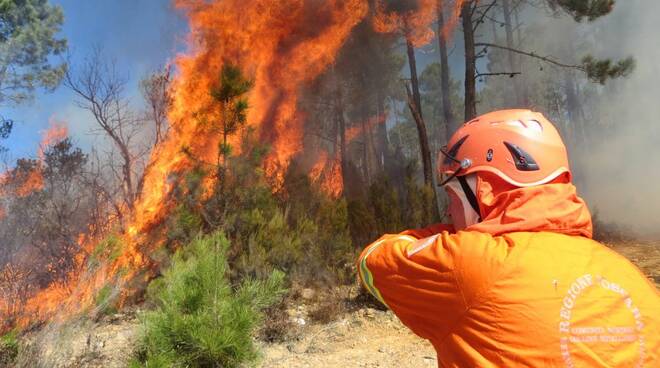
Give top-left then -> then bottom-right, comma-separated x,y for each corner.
358,109 -> 659,367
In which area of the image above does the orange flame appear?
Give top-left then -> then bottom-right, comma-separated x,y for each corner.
345,113 -> 387,144
309,150 -> 343,198
1,0 -> 369,331
2,0 -> 468,332
166,0 -> 369,191
309,113 -> 386,198
38,119 -> 69,160
0,163 -> 43,198
13,169 -> 43,197
438,0 -> 465,41
374,0 -> 438,46
0,120 -> 69,199
373,0 -> 466,46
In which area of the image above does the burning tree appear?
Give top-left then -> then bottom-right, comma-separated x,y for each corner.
210,64 -> 253,177
65,49 -> 151,224
140,67 -> 173,146
0,1 -> 642,360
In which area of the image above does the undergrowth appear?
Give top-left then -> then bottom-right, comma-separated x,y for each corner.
130,232 -> 286,368
0,330 -> 19,367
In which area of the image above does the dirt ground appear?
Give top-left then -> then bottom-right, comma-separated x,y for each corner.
16,242 -> 659,368
257,307 -> 437,368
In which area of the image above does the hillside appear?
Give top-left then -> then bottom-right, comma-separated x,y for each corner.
12,242 -> 658,368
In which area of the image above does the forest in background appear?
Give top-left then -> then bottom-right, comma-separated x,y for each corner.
0,0 -> 657,366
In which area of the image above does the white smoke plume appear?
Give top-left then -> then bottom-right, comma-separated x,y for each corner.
574,0 -> 660,237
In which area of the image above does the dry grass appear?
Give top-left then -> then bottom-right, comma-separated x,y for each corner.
607,241 -> 660,288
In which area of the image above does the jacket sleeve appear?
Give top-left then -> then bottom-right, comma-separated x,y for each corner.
400,223 -> 455,238
357,229 -> 496,341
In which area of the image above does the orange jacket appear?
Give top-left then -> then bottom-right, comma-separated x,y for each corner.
358,176 -> 660,367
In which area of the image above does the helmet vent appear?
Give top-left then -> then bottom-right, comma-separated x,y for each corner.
503,142 -> 540,171
506,120 -> 525,128
526,120 -> 543,132
443,135 -> 469,165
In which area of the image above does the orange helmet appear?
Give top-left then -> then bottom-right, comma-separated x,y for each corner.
439,109 -> 570,187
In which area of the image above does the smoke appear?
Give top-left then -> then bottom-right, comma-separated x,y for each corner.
567,0 -> 660,236
379,0 -> 424,13
473,0 -> 659,237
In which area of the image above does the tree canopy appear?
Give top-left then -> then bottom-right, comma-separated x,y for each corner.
0,0 -> 67,144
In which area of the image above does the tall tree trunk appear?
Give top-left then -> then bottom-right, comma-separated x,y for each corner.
404,84 -> 434,187
513,3 -> 529,105
406,38 -> 423,120
375,91 -> 389,171
360,113 -> 371,184
336,85 -> 348,192
502,0 -> 521,106
437,4 -> 456,139
405,36 -> 433,187
564,71 -> 585,147
462,2 -> 477,121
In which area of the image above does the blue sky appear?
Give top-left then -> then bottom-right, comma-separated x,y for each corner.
3,0 -> 187,159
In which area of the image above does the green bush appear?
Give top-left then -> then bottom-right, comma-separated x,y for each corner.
88,234 -> 122,271
0,330 -> 19,367
132,232 -> 286,368
94,283 -> 118,316
368,178 -> 404,235
233,208 -> 302,279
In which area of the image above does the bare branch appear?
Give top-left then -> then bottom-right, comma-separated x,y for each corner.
475,42 -> 585,70
476,71 -> 522,79
473,1 -> 499,32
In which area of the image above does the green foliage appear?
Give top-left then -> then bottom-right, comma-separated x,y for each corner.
548,0 -> 614,21
167,204 -> 204,245
0,137 -> 93,286
222,160 -> 354,285
0,0 -> 67,105
348,198 -> 379,248
233,209 -> 303,279
404,176 -> 439,229
368,178 -> 403,235
419,62 -> 463,141
278,166 -> 354,284
582,56 -> 635,84
88,235 -> 122,270
0,330 -> 19,366
346,165 -> 441,250
211,64 -> 253,103
133,232 -> 286,368
94,283 -> 118,316
210,64 -> 253,141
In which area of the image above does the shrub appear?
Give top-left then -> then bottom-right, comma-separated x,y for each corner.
88,235 -> 122,271
368,178 -> 404,235
0,330 -> 19,367
94,283 -> 118,317
258,297 -> 298,343
132,231 -> 286,368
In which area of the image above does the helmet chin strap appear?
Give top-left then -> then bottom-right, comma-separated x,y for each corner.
439,147 -> 481,223
457,175 -> 481,222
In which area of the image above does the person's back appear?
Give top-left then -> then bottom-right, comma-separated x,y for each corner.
357,110 -> 660,367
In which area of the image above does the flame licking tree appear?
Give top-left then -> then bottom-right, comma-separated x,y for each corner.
1,0 -> 467,331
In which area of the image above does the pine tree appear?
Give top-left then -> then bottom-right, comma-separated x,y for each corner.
0,0 -> 67,149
